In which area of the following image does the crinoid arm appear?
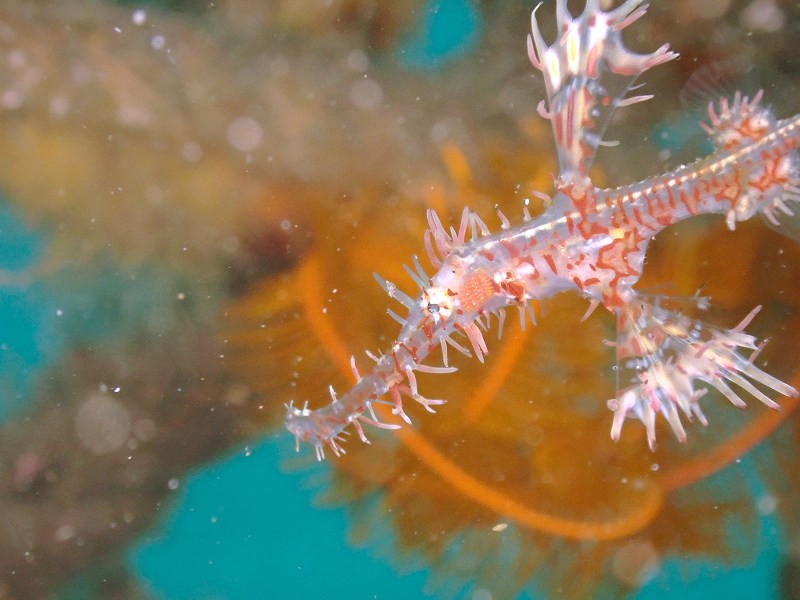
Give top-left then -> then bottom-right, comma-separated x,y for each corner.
528,0 -> 677,184
608,297 -> 799,450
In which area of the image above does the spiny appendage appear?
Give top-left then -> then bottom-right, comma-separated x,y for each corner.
424,205 -> 490,269
701,90 -> 770,151
527,0 -> 678,180
607,297 -> 799,450
700,92 -> 800,229
285,353 -> 450,460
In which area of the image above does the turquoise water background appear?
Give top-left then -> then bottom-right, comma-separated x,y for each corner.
0,0 -> 791,598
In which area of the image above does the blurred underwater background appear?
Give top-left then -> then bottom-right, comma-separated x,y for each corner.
2,0 -> 800,598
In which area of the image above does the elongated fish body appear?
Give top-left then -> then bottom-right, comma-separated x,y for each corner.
286,0 -> 800,460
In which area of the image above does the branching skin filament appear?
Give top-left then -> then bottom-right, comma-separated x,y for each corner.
286,0 -> 800,460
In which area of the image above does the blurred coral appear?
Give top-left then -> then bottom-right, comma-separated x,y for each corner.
0,0 -> 435,277
0,325 -> 250,598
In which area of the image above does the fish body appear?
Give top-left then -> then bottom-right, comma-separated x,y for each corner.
286,0 -> 800,459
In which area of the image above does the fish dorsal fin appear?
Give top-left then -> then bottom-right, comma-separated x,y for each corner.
678,60 -> 746,112
528,0 -> 677,186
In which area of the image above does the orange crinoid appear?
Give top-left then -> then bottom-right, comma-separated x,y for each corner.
224,133 -> 800,597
